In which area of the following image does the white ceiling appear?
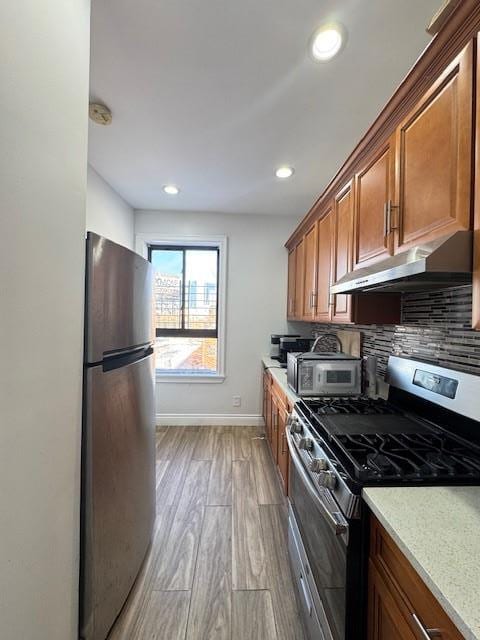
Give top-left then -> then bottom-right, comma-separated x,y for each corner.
89,0 -> 441,217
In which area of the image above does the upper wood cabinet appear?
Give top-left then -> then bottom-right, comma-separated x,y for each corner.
303,223 -> 318,320
285,5 -> 480,329
331,180 -> 354,323
394,41 -> 474,253
287,248 -> 296,320
315,207 -> 333,322
353,137 -> 395,270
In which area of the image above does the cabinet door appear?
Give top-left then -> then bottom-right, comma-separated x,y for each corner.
331,182 -> 354,322
263,374 -> 272,442
277,404 -> 289,495
315,208 -> 333,322
294,239 -> 305,321
394,41 -> 473,253
353,138 -> 395,270
303,223 -> 318,320
287,247 -> 296,320
368,562 -> 417,640
270,393 -> 279,463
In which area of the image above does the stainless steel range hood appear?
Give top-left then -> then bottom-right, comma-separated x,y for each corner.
330,230 -> 472,294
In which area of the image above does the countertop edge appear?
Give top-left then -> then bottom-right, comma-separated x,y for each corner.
363,490 -> 477,640
261,357 -> 299,405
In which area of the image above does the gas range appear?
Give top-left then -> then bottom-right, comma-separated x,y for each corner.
289,364 -> 480,520
286,356 -> 480,640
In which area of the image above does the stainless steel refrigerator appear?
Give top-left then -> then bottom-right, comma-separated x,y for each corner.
80,233 -> 156,640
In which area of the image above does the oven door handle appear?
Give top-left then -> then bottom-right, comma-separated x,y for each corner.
286,430 -> 349,537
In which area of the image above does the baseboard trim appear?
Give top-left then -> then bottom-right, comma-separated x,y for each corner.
156,413 -> 265,427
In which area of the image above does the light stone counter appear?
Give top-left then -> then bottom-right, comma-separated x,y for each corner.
363,486 -> 480,640
262,356 -> 299,405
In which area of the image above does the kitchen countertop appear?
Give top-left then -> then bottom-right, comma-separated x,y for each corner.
262,356 -> 299,405
363,486 -> 480,640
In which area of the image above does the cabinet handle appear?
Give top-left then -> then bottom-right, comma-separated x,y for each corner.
411,613 -> 442,639
282,432 -> 287,454
312,291 -> 317,310
299,574 -> 313,617
386,200 -> 400,233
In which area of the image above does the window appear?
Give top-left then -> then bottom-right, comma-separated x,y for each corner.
148,244 -> 221,376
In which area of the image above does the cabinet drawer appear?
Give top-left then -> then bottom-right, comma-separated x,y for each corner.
370,517 -> 463,640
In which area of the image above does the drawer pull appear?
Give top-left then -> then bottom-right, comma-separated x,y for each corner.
412,613 -> 442,639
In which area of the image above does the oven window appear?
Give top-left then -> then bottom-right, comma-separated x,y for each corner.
289,458 -> 346,640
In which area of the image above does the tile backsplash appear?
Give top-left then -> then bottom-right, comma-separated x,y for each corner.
312,285 -> 480,377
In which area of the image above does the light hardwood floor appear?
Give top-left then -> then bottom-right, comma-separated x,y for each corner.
108,425 -> 306,640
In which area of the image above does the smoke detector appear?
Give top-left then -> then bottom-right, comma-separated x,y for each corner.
89,103 -> 112,125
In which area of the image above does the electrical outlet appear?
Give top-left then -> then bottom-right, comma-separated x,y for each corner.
232,395 -> 241,407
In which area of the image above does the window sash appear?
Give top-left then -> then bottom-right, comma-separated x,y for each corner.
149,244 -> 219,338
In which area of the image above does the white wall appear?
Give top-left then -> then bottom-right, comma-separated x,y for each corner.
0,2 -> 90,639
86,165 -> 134,249
135,210 -> 300,422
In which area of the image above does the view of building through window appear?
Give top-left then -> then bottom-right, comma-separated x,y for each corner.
149,246 -> 219,373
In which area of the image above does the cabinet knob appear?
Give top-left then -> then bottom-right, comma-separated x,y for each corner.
317,470 -> 336,489
309,458 -> 328,473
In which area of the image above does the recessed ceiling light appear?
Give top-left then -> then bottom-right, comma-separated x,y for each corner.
275,166 -> 294,179
310,23 -> 345,62
163,185 -> 179,195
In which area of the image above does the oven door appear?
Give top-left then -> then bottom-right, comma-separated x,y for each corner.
287,431 -> 348,640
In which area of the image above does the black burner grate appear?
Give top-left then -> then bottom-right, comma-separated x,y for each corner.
298,396 -> 480,484
335,430 -> 480,482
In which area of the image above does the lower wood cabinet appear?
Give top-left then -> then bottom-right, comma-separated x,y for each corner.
262,369 -> 290,494
368,516 -> 463,640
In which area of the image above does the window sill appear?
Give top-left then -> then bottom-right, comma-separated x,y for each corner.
155,372 -> 225,384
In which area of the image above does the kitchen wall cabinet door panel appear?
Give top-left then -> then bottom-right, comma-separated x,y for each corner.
294,239 -> 305,322
302,223 -> 318,320
353,138 -> 395,270
287,248 -> 296,320
315,208 -> 333,322
331,182 -> 354,323
394,41 -> 474,253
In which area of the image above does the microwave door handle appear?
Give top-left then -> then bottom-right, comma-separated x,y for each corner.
286,431 -> 349,538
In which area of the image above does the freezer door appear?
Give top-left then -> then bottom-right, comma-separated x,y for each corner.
80,352 -> 155,640
85,232 -> 154,363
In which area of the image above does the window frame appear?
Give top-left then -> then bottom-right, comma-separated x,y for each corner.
148,244 -> 220,339
136,233 -> 227,383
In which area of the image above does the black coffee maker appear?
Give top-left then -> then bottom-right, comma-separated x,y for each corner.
270,334 -> 300,360
278,336 -> 314,367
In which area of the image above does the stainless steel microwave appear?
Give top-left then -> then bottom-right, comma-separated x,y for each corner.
287,352 -> 361,397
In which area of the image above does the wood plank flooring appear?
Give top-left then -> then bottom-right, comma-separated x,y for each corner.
108,426 -> 306,640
